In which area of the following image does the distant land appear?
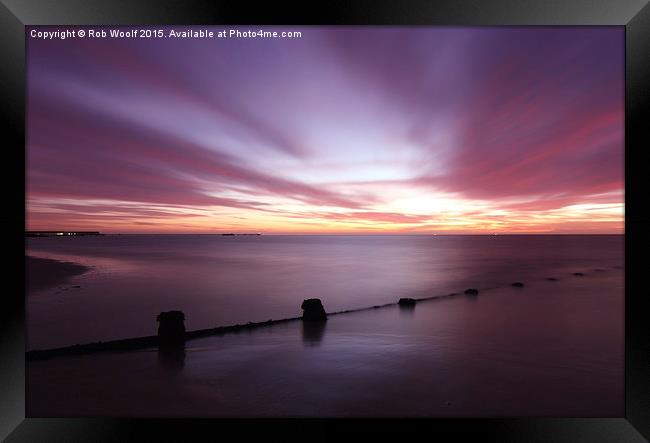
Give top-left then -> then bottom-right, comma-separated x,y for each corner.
25,231 -> 103,237
25,231 -> 624,236
25,231 -> 265,237
221,233 -> 262,236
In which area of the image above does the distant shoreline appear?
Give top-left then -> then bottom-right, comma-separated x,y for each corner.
27,233 -> 624,236
26,256 -> 91,292
25,231 -> 102,237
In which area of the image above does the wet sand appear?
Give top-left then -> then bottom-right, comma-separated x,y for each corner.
26,256 -> 91,292
27,269 -> 623,417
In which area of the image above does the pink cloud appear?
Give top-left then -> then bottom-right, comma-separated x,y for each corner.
26,27 -> 624,233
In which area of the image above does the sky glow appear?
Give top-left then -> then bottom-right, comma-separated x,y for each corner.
26,27 -> 624,234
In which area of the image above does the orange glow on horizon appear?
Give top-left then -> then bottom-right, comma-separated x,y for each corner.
26,196 -> 624,235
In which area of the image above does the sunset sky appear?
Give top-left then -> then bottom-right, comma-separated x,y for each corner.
26,27 -> 624,234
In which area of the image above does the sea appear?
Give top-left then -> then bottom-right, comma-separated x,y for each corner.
26,234 -> 623,349
26,234 -> 624,416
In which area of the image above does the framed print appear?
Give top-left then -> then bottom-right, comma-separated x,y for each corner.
2,0 -> 649,441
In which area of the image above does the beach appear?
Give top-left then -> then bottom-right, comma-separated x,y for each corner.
26,256 -> 91,293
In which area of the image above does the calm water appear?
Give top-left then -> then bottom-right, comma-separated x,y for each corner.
26,234 -> 624,416
26,234 -> 623,350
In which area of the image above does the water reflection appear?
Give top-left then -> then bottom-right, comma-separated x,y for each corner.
157,344 -> 186,372
302,321 -> 327,346
26,235 -> 623,350
398,304 -> 415,317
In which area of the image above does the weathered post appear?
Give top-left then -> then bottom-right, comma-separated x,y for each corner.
301,299 -> 327,321
156,310 -> 186,346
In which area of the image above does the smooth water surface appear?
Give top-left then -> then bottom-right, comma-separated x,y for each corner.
27,268 -> 624,416
26,234 -> 623,349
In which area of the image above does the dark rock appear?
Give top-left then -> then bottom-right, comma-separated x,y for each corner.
157,310 -> 186,346
573,272 -> 585,276
594,268 -> 606,272
511,282 -> 524,288
464,288 -> 479,295
301,298 -> 327,322
398,298 -> 416,307
546,277 -> 559,281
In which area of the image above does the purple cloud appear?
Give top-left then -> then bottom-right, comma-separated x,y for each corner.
26,26 -> 623,232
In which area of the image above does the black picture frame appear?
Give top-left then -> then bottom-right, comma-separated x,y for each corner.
3,0 -> 649,441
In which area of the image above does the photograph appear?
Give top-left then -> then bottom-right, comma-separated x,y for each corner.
23,25 -> 627,418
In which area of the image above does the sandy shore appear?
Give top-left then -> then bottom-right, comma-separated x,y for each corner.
26,256 -> 91,292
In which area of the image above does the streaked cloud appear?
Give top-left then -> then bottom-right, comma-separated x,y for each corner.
26,27 -> 623,233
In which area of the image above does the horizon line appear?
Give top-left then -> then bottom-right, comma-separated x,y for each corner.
25,231 -> 625,236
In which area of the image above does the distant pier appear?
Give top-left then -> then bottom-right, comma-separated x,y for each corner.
26,231 -> 103,237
